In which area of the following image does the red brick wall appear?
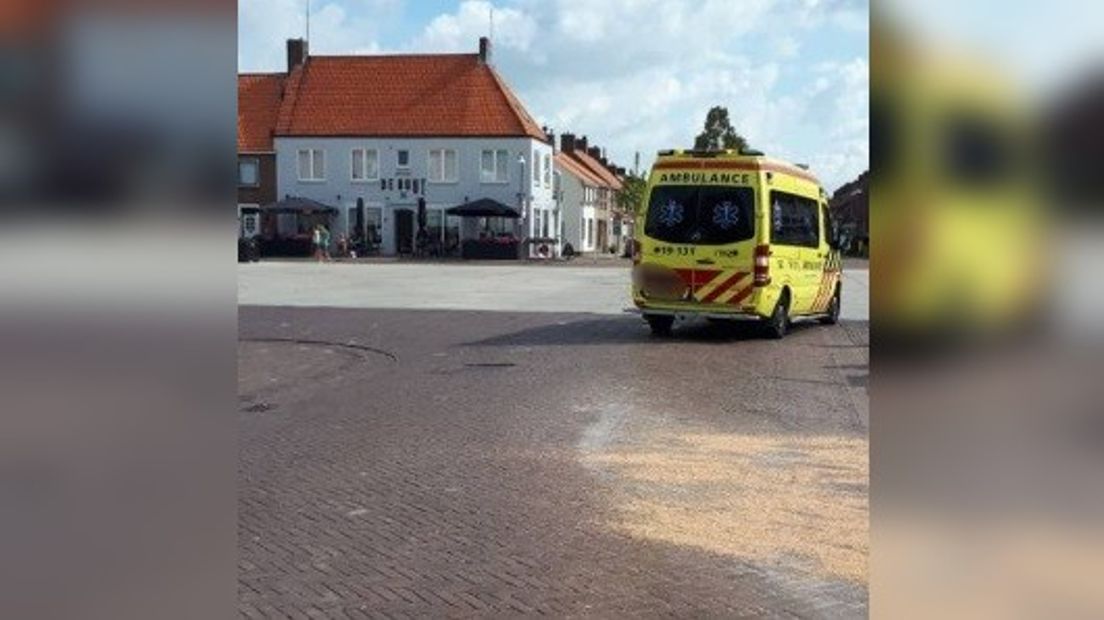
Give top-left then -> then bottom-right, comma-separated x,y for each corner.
237,154 -> 277,206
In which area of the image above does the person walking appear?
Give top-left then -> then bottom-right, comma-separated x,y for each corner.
320,225 -> 332,262
312,225 -> 324,262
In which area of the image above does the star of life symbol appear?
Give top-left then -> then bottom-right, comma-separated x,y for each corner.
658,200 -> 684,227
712,201 -> 740,229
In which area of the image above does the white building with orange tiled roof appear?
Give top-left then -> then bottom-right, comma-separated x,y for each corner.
554,134 -> 627,256
241,37 -> 557,258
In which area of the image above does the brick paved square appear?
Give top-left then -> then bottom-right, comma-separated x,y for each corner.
239,300 -> 868,617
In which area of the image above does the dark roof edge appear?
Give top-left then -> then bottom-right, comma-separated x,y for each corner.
273,133 -> 550,139
485,66 -> 550,143
307,52 -> 478,60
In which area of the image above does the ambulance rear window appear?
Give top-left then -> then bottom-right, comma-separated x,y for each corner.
644,186 -> 754,245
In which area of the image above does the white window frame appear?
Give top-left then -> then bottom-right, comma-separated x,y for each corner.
364,205 -> 384,244
297,148 -> 325,182
422,205 -> 453,245
427,148 -> 458,184
238,158 -> 259,187
480,149 -> 510,184
532,149 -> 540,184
396,149 -> 410,170
346,206 -> 358,236
350,148 -> 379,182
238,203 -> 260,238
543,153 -> 551,187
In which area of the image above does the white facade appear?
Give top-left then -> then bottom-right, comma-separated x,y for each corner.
275,136 -> 556,256
555,161 -> 598,254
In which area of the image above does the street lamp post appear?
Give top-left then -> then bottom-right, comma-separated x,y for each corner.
517,154 -> 527,257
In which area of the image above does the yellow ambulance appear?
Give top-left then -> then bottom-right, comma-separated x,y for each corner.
631,149 -> 842,338
871,22 -> 1044,340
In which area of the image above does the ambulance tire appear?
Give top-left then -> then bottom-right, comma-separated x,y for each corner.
819,285 -> 841,325
765,292 -> 790,339
645,314 -> 674,337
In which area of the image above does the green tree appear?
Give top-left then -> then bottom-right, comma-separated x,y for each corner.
616,173 -> 648,216
693,106 -> 749,152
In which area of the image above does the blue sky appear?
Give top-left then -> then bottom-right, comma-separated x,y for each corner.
239,0 -> 869,191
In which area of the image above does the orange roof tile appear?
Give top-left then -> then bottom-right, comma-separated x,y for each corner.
238,73 -> 285,152
569,149 -> 623,191
274,54 -> 547,140
555,152 -> 604,186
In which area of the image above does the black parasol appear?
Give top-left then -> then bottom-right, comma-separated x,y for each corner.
356,197 -> 365,239
416,197 -> 427,230
444,198 -> 520,218
261,195 -> 338,214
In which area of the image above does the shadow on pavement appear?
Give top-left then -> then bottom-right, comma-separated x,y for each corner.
461,316 -> 833,347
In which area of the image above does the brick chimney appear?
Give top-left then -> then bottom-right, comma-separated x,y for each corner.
478,36 -> 492,64
587,146 -> 601,160
576,136 -> 589,153
560,133 -> 576,153
287,38 -> 308,73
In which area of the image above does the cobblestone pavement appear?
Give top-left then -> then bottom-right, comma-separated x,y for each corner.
239,307 -> 868,618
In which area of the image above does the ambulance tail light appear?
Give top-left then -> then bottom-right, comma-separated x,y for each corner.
753,244 -> 771,286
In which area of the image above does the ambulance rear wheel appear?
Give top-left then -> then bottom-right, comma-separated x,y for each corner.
645,315 -> 674,337
819,286 -> 841,325
765,293 -> 790,339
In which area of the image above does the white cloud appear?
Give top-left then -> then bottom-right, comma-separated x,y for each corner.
238,0 -> 399,71
788,0 -> 869,32
415,1 -> 537,53
239,0 -> 869,189
774,35 -> 802,59
806,57 -> 869,188
465,0 -> 867,188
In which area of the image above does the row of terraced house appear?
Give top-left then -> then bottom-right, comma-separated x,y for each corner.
237,37 -> 629,259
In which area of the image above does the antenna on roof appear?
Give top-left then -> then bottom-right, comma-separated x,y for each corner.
305,0 -> 310,45
489,6 -> 494,43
